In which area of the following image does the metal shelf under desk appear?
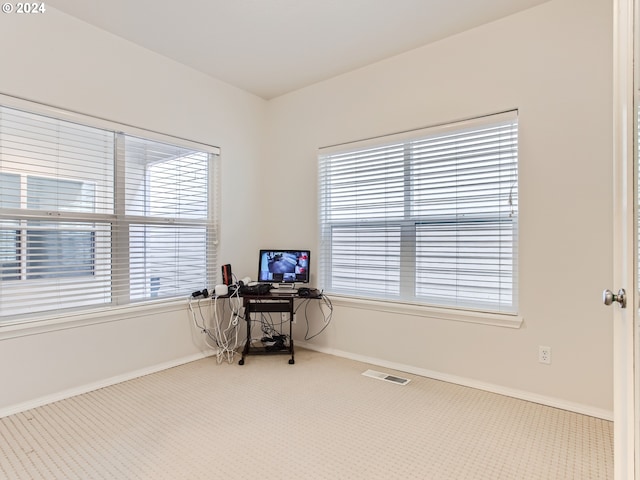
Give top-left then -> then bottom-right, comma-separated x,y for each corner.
239,293 -> 295,365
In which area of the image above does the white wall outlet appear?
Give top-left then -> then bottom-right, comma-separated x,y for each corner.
539,345 -> 551,364
292,313 -> 297,324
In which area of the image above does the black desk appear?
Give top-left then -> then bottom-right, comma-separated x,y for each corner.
238,293 -> 296,365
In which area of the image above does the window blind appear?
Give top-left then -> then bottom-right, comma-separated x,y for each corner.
0,104 -> 219,321
318,111 -> 518,313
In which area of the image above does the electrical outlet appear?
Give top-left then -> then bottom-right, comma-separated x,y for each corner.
292,313 -> 297,324
539,345 -> 551,364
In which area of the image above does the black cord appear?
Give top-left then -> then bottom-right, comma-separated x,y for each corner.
304,294 -> 333,341
189,298 -> 210,335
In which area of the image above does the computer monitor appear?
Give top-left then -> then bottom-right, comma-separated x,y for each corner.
257,250 -> 310,285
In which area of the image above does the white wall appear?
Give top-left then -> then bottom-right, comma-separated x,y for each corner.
265,0 -> 614,416
0,9 -> 266,414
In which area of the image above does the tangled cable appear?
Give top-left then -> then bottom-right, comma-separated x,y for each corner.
188,291 -> 243,364
295,292 -> 333,341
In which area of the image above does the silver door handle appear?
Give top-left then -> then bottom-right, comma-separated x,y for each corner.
603,288 -> 627,308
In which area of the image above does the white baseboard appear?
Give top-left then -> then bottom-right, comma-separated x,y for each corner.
297,342 -> 614,421
2,344 -> 614,422
0,351 -> 213,419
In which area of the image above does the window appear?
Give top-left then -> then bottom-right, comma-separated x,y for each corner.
0,104 -> 219,321
318,111 -> 518,313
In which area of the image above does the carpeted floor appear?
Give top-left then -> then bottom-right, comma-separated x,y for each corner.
0,348 -> 613,479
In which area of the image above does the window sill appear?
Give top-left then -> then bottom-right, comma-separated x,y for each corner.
328,295 -> 523,329
0,299 -> 189,340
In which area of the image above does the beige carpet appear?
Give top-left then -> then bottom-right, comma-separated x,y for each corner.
0,348 -> 613,479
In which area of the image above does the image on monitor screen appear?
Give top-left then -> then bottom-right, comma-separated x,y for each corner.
258,250 -> 310,284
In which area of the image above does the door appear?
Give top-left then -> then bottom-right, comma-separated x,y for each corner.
611,0 -> 637,478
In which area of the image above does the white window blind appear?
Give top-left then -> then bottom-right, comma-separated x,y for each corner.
318,111 -> 518,313
0,104 -> 219,321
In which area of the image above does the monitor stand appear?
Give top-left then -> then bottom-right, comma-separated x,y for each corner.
272,283 -> 297,294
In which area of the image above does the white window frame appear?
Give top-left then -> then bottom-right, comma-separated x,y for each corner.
318,111 -> 521,325
0,95 -> 220,326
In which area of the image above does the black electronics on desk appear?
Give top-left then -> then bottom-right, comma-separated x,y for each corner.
239,283 -> 272,296
297,287 -> 321,298
257,249 -> 310,285
224,249 -> 316,298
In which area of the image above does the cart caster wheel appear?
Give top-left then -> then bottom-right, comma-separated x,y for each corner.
239,359 -> 244,365
288,359 -> 295,364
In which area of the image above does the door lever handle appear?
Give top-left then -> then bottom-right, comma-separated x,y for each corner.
603,288 -> 627,308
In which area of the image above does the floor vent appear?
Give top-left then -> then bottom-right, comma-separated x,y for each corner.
362,369 -> 410,385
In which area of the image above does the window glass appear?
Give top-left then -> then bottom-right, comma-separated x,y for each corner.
318,111 -> 518,313
26,227 -> 95,279
26,176 -> 96,212
0,227 -> 20,281
0,172 -> 20,208
0,103 -> 219,321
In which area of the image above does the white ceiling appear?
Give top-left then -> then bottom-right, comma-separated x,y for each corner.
46,0 -> 550,100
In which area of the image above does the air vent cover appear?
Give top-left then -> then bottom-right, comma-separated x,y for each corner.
362,369 -> 410,385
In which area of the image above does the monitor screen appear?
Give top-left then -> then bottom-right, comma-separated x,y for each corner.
258,250 -> 310,284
